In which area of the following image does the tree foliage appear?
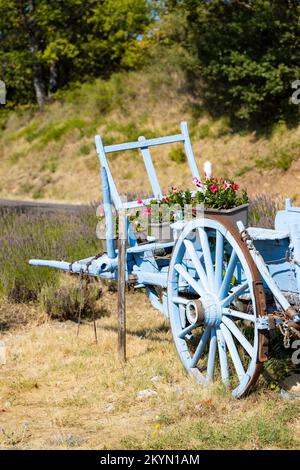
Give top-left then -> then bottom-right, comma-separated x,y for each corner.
1,0 -> 300,128
166,0 -> 300,127
0,0 -> 152,108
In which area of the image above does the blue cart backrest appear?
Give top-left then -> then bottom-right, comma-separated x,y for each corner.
94,121 -> 200,212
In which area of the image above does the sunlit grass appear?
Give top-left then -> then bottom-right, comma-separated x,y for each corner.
0,287 -> 299,450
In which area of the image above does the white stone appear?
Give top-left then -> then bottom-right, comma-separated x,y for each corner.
150,375 -> 162,383
104,403 -> 115,413
137,389 -> 157,399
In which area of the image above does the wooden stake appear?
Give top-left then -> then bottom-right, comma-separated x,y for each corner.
117,210 -> 126,362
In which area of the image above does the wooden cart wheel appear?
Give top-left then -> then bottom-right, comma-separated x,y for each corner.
167,215 -> 268,398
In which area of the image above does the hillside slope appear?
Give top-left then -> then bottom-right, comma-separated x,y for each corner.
0,66 -> 300,204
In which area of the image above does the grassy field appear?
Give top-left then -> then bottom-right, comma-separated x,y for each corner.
0,65 -> 300,205
0,65 -> 300,450
0,289 -> 300,450
0,205 -> 299,450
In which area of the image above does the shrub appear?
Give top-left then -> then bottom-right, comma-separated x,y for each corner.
169,146 -> 186,164
40,282 -> 104,322
249,194 -> 282,228
0,207 -> 101,302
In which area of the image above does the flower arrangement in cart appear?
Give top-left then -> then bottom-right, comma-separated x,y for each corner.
97,163 -> 248,239
131,169 -> 248,232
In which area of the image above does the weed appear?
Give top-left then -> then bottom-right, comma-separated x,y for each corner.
49,433 -> 86,448
255,147 -> 297,172
169,146 -> 185,164
40,283 -> 103,322
9,151 -> 23,165
79,143 -> 92,156
32,189 -> 45,199
40,155 -> 59,173
235,165 -> 254,177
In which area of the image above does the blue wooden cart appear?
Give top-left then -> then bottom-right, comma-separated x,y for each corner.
30,122 -> 300,397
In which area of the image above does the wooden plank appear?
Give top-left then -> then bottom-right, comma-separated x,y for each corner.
118,209 -> 127,362
180,121 -> 201,180
138,136 -> 163,200
95,135 -> 123,210
103,134 -> 184,154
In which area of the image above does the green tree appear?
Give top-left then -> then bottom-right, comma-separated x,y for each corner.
0,0 -> 152,109
166,0 -> 300,128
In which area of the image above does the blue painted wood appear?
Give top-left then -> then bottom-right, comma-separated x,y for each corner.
248,199 -> 300,295
127,241 -> 174,254
31,120 -> 300,401
146,287 -> 169,317
180,121 -> 201,180
167,217 -> 260,397
101,166 -> 116,259
95,135 -> 123,210
138,136 -> 163,200
291,224 -> 300,296
96,122 -> 201,216
104,134 -> 184,154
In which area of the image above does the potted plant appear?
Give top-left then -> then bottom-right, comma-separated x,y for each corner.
191,175 -> 249,226
135,176 -> 248,239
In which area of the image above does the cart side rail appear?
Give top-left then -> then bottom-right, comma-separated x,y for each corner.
95,121 -> 201,211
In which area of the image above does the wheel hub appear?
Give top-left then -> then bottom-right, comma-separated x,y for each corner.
186,294 -> 222,327
202,293 -> 222,327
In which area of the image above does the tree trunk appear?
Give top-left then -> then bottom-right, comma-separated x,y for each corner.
48,60 -> 58,98
33,64 -> 46,111
26,0 -> 46,110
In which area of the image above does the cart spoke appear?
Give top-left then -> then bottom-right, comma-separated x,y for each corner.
207,328 -> 217,382
219,250 -> 238,299
190,326 -> 211,368
221,282 -> 249,307
174,264 -> 204,297
215,230 -> 224,291
172,296 -> 189,305
198,227 -> 215,292
222,316 -> 254,357
222,308 -> 254,322
178,322 -> 198,339
220,323 -> 245,380
216,328 -> 229,385
184,239 -> 210,292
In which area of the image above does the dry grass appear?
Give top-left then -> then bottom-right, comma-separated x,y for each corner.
0,69 -> 299,205
0,287 -> 299,450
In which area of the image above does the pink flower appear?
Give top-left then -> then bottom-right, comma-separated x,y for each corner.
210,184 -> 218,194
233,183 -> 240,191
142,208 -> 152,215
137,199 -> 143,205
224,181 -> 231,190
192,208 -> 197,214
172,185 -> 178,193
192,177 -> 201,188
